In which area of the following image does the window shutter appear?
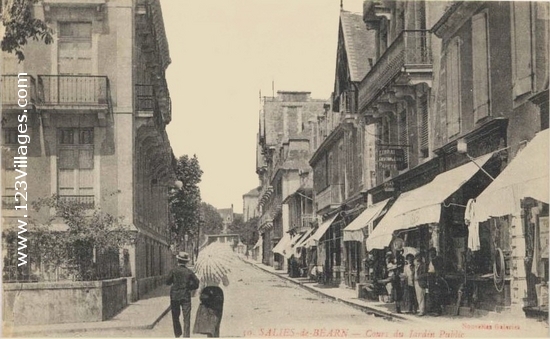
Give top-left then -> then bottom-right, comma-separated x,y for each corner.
399,109 -> 408,167
512,2 -> 533,98
472,12 -> 490,121
446,38 -> 461,137
79,148 -> 94,169
420,96 -> 429,157
59,149 -> 77,169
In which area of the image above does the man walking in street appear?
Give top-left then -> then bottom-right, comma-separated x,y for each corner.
166,252 -> 200,338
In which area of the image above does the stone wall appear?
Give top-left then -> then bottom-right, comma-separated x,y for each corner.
137,275 -> 166,299
3,278 -> 127,326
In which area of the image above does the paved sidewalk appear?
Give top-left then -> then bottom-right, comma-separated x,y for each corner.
242,258 -> 550,328
242,259 -> 430,324
5,284 -> 172,337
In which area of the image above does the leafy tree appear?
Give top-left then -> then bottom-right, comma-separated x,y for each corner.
199,202 -> 224,237
2,195 -> 135,281
1,0 -> 54,61
228,215 -> 259,247
169,154 -> 203,246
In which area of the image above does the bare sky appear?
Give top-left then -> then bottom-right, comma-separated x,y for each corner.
163,0 -> 364,212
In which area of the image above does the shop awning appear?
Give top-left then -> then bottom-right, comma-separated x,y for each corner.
306,214 -> 339,246
253,237 -> 262,249
366,152 -> 494,251
475,129 -> 549,220
294,227 -> 315,250
343,199 -> 391,242
272,233 -> 291,255
281,232 -> 306,259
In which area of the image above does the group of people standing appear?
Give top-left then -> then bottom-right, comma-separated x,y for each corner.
380,247 -> 446,316
165,251 -> 225,338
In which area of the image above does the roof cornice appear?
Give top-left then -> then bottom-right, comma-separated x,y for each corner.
432,1 -> 485,41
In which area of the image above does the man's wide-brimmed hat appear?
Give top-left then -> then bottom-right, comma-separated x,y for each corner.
176,251 -> 191,262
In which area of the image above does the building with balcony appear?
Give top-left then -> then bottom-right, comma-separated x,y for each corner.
256,91 -> 326,269
428,1 -> 549,317
1,0 -> 175,303
363,0 -> 549,317
307,9 -> 378,287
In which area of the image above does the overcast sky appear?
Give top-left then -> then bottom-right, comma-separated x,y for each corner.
162,0 -> 364,213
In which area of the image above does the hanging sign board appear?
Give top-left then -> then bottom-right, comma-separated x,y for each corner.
378,146 -> 406,171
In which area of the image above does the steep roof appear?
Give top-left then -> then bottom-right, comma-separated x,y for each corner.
340,10 -> 374,82
243,187 -> 261,197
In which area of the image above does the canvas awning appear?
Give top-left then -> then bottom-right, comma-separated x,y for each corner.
305,214 -> 339,246
272,233 -> 291,255
253,237 -> 262,249
343,198 -> 391,242
293,227 -> 315,251
475,129 -> 549,220
281,232 -> 306,259
366,152 -> 494,251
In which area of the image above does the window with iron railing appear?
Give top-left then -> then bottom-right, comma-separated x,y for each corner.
57,128 -> 95,209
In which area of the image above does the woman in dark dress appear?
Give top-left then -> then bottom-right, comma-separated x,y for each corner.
193,286 -> 224,337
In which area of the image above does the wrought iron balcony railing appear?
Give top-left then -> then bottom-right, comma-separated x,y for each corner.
38,75 -> 109,106
2,195 -> 16,210
359,30 -> 432,111
1,75 -> 39,107
58,195 -> 95,209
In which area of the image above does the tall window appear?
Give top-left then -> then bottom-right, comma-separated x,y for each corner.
418,96 -> 429,158
2,129 -> 17,209
398,109 -> 409,168
446,37 -> 461,138
57,128 -> 94,208
472,11 -> 490,121
511,3 -> 533,98
58,22 -> 92,75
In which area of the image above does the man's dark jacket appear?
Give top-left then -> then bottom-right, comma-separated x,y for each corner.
166,265 -> 200,301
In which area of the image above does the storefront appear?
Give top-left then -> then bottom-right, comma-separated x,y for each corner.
306,214 -> 339,285
474,129 -> 549,318
342,199 -> 391,288
366,152 -> 503,312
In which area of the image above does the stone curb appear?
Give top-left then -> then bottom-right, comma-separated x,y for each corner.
243,259 -> 411,323
7,304 -> 171,336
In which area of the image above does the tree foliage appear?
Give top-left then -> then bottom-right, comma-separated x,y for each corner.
2,195 -> 135,281
228,215 -> 259,247
169,154 -> 203,244
1,0 -> 54,61
199,202 -> 224,237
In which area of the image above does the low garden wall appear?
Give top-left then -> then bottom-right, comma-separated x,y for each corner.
137,275 -> 166,299
3,278 -> 127,326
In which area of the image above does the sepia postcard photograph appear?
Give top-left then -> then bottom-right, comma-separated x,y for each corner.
0,0 -> 549,338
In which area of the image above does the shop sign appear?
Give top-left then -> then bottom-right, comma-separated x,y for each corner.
383,181 -> 395,192
378,146 -> 406,171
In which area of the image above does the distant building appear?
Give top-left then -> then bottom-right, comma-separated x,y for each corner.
217,204 -> 234,233
256,91 -> 327,269
242,186 -> 261,222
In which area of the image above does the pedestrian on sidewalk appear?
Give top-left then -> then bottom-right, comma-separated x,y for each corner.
193,284 -> 224,337
166,252 -> 200,338
414,252 -> 428,316
402,253 -> 418,314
